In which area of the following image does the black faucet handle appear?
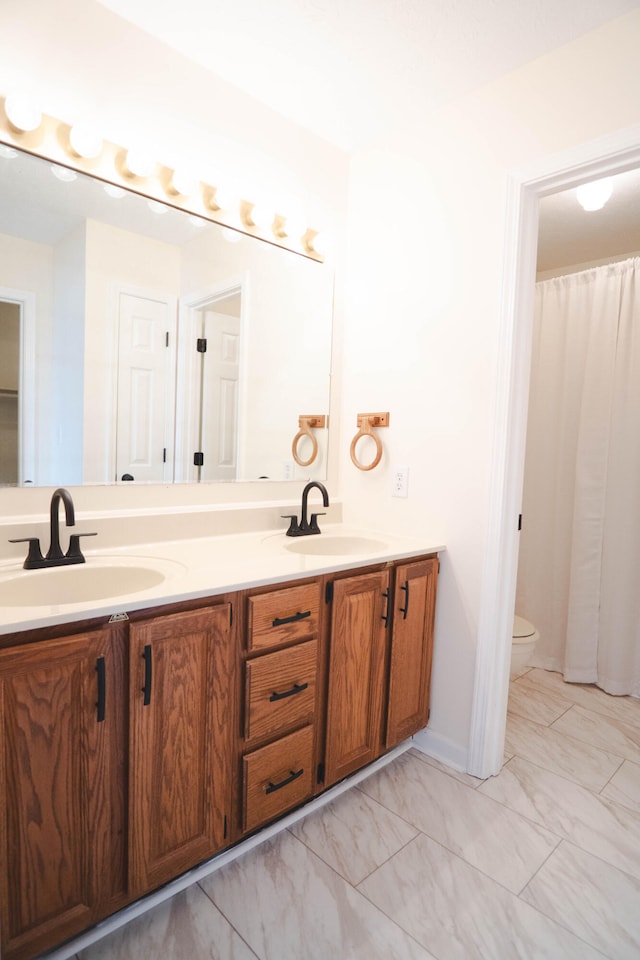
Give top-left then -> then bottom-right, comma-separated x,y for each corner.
9,537 -> 45,569
309,512 -> 326,534
66,532 -> 98,563
281,514 -> 301,537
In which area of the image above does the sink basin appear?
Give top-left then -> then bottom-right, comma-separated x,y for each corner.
0,557 -> 184,607
285,535 -> 388,556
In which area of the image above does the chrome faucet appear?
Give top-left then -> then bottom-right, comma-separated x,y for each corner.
282,481 -> 329,537
10,487 -> 97,569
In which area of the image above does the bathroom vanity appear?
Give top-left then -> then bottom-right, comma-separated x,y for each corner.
0,525 -> 441,960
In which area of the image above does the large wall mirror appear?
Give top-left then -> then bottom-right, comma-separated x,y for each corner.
0,147 -> 333,487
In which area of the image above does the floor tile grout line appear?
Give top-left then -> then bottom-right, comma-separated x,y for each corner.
196,879 -> 265,960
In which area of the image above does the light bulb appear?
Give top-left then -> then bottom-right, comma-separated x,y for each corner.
69,123 -> 103,159
125,149 -> 155,178
282,215 -> 307,242
0,145 -> 18,159
170,169 -> 198,196
147,200 -> 168,215
576,177 -> 613,211
104,183 -> 126,199
247,203 -> 273,230
5,94 -> 42,132
221,227 -> 242,244
211,185 -> 238,211
50,164 -> 77,183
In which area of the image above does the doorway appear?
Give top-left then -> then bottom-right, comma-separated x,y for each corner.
0,288 -> 35,486
467,125 -> 640,779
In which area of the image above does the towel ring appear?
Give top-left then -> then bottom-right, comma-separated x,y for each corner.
350,413 -> 388,471
292,415 -> 326,467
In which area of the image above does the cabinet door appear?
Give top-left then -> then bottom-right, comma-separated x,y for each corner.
324,569 -> 391,786
128,604 -> 233,897
0,627 -> 126,960
386,558 -> 438,748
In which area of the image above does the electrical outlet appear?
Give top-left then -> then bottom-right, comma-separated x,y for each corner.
282,461 -> 294,480
392,464 -> 409,498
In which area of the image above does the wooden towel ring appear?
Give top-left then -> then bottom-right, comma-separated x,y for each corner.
350,413 -> 388,471
292,415 -> 326,467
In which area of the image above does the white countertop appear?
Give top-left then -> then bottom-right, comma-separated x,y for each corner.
0,524 -> 445,635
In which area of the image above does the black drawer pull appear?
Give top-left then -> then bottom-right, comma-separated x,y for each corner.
141,644 -> 152,705
265,768 -> 304,795
399,581 -> 410,619
272,610 -> 311,627
269,681 -> 309,702
96,657 -> 106,722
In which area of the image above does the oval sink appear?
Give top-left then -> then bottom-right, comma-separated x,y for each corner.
285,535 -> 388,556
0,557 -> 184,607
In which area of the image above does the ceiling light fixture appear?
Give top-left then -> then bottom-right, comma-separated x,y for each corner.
576,176 -> 614,211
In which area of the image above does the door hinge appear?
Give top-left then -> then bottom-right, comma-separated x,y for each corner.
165,331 -> 169,347
317,762 -> 325,785
518,513 -> 523,531
197,337 -> 207,353
325,581 -> 334,604
194,451 -> 204,466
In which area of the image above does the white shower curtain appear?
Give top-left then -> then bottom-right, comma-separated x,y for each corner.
516,257 -> 640,696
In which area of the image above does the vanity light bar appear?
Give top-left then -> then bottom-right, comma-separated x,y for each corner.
0,96 -> 325,262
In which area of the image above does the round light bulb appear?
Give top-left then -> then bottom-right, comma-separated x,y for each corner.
221,227 -> 242,244
188,215 -> 206,228
247,203 -> 272,230
125,149 -> 155,178
211,185 -> 238,211
69,123 -> 103,159
0,145 -> 18,160
147,199 -> 168,215
104,183 -> 126,199
170,169 -> 198,197
576,177 -> 614,211
283,215 -> 307,242
5,94 -> 42,132
50,164 -> 77,183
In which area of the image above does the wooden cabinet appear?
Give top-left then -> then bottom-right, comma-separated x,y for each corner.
0,550 -> 437,959
128,603 -> 234,897
239,581 -> 321,834
324,569 -> 391,785
324,557 -> 438,787
386,558 -> 438,748
0,624 -> 127,960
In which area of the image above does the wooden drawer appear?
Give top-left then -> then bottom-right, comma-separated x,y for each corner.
247,582 -> 320,652
245,639 -> 317,744
243,725 -> 314,833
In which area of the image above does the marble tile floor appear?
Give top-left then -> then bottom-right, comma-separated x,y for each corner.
75,668 -> 640,960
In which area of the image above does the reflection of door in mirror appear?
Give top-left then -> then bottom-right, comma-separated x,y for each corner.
115,291 -> 177,483
198,298 -> 241,483
0,300 -> 19,484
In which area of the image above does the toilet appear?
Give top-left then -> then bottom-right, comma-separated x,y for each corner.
511,615 -> 539,677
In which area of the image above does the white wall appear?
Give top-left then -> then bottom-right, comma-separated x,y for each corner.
340,8 -> 640,764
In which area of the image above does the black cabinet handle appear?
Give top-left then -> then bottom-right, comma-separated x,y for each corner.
269,681 -> 309,702
381,589 -> 390,626
265,768 -> 304,795
96,657 -> 106,722
272,610 -> 311,627
141,644 -> 152,705
399,581 -> 410,619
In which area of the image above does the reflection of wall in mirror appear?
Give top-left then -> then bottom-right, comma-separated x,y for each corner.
0,300 -> 19,484
181,230 -> 332,481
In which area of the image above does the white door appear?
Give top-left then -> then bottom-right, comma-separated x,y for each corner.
200,309 -> 240,482
115,292 -> 175,483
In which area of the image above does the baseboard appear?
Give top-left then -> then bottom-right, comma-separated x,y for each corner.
411,727 -> 469,773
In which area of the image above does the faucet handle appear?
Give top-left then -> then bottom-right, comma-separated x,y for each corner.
66,532 -> 98,563
9,537 -> 45,569
308,512 -> 326,534
281,514 -> 300,537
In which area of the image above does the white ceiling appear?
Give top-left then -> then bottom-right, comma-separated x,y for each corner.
538,168 -> 640,273
96,0 -> 640,153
